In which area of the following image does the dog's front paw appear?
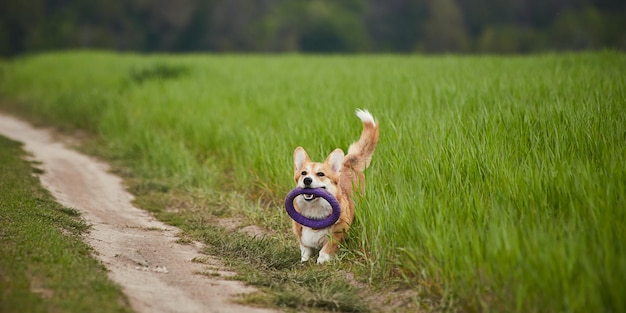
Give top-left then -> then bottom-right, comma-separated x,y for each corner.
300,245 -> 313,262
316,252 -> 331,264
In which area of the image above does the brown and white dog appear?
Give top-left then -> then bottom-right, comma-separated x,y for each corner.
292,109 -> 379,264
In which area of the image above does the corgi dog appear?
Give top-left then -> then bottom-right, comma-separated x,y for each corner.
292,109 -> 379,264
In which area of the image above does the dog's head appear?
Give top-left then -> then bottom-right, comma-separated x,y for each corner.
293,147 -> 343,202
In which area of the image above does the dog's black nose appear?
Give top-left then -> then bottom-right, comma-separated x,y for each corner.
303,177 -> 312,186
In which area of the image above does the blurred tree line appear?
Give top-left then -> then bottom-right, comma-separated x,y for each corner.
1,0 -> 624,56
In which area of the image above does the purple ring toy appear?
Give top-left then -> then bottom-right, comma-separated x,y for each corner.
284,187 -> 341,229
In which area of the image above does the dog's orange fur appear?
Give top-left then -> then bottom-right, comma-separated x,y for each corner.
291,109 -> 379,263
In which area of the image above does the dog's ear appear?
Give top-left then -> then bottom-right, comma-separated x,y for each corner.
294,147 -> 310,171
325,149 -> 344,173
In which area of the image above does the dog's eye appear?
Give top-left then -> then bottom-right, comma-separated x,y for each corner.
316,172 -> 325,177
301,171 -> 307,176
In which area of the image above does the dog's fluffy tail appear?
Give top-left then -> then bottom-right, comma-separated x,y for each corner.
344,109 -> 379,173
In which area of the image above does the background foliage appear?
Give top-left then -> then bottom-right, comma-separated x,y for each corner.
1,0 -> 625,56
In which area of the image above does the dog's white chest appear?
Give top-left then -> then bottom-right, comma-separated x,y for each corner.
301,227 -> 329,249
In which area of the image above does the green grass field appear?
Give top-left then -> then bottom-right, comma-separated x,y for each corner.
0,136 -> 132,313
1,51 -> 624,312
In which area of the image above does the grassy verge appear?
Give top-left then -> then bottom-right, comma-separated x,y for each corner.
1,51 -> 625,312
0,136 -> 132,313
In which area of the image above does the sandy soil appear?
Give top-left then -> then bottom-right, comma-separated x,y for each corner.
0,114 -> 278,313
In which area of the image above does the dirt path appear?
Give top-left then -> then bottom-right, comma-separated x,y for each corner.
0,114 -> 278,313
